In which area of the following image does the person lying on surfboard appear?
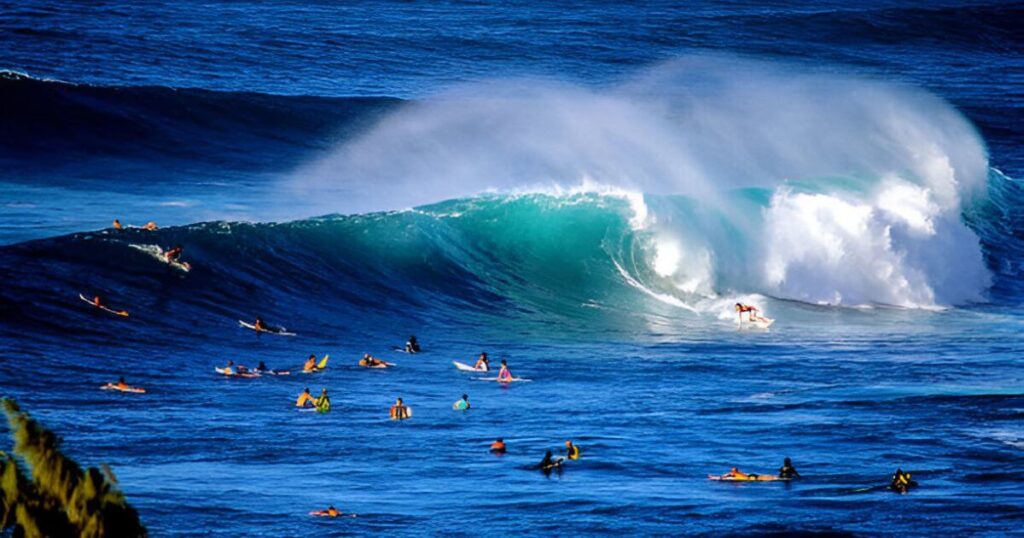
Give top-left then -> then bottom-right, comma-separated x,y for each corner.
779,457 -> 800,479
474,352 -> 490,371
309,506 -> 355,518
735,303 -> 768,323
104,376 -> 145,393
723,467 -> 749,480
310,506 -> 341,518
144,221 -> 158,231
85,294 -> 129,316
359,353 -> 387,368
497,359 -> 513,382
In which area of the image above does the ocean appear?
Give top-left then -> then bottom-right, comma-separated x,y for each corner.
1,1 -> 1022,536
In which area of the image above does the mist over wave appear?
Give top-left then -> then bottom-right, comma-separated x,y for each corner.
293,55 -> 993,308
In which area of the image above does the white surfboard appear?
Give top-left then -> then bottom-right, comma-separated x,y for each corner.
453,360 -> 487,372
214,367 -> 260,378
744,317 -> 774,329
238,320 -> 296,336
79,293 -> 129,317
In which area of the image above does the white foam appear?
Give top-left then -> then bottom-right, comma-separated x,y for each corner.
612,259 -> 697,313
291,54 -> 993,308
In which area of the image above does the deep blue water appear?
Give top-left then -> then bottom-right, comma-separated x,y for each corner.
1,1 -> 1023,536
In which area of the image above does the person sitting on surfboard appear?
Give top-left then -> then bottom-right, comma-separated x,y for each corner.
256,361 -> 269,373
253,317 -> 268,332
112,219 -> 123,231
390,398 -> 410,420
296,388 -> 315,408
91,295 -> 103,307
165,244 -> 184,262
144,221 -> 158,231
223,360 -> 235,375
539,451 -> 561,472
890,469 -> 917,493
565,440 -> 581,460
303,354 -> 318,372
735,303 -> 768,323
116,376 -> 130,390
453,394 -> 470,410
315,389 -> 331,413
474,353 -> 490,371
490,439 -> 507,453
405,336 -> 421,354
779,457 -> 800,479
497,359 -> 513,382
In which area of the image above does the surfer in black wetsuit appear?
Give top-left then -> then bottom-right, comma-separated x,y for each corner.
539,451 -> 561,472
890,468 -> 917,493
405,335 -> 421,353
778,457 -> 800,479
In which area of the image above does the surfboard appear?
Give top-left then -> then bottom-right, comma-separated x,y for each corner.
540,457 -> 565,471
79,293 -> 129,317
101,383 -> 146,394
359,360 -> 394,369
238,320 -> 296,336
740,317 -> 774,329
309,511 -> 356,518
708,474 -> 785,482
453,360 -> 487,372
214,367 -> 260,378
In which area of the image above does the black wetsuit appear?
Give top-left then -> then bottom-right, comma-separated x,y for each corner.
779,464 -> 799,479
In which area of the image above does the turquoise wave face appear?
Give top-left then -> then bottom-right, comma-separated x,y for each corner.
2,172 -> 1016,346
